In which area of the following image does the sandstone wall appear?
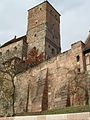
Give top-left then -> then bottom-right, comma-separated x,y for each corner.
27,2 -> 46,56
14,41 -> 86,113
27,1 -> 61,60
0,40 -> 23,62
85,52 -> 90,71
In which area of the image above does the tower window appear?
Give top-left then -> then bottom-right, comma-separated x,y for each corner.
50,10 -> 52,12
34,34 -> 37,37
52,48 -> 55,55
48,45 -> 50,48
0,52 -> 2,56
40,8 -> 42,10
77,68 -> 80,73
55,15 -> 57,17
76,55 -> 80,62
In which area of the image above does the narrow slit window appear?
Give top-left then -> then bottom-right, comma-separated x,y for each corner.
34,34 -> 36,37
52,48 -> 55,55
76,55 -> 80,62
0,52 -> 2,56
78,68 -> 80,73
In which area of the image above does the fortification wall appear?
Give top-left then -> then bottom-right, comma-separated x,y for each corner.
14,41 -> 86,113
0,40 -> 23,62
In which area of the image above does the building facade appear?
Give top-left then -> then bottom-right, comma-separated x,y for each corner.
0,1 -> 90,116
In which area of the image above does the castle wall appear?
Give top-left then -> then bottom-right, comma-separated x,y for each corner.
0,36 -> 28,63
14,41 -> 86,113
0,40 -> 23,62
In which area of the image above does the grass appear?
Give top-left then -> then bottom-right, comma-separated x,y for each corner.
16,105 -> 90,116
41,105 -> 90,115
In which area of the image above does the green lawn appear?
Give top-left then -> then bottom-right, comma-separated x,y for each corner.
16,105 -> 90,116
41,105 -> 90,115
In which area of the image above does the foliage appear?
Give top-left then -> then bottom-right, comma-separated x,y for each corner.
25,47 -> 43,67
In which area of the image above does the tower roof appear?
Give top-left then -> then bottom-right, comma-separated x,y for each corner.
85,31 -> 90,49
28,1 -> 61,16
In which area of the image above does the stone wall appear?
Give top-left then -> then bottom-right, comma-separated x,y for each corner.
85,52 -> 90,71
27,1 -> 61,60
0,112 -> 90,120
13,41 -> 87,113
0,36 -> 28,63
0,40 -> 23,62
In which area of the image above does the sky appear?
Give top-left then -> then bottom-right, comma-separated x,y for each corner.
0,0 -> 90,52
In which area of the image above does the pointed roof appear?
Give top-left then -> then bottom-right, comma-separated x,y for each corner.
85,31 -> 90,49
83,31 -> 90,54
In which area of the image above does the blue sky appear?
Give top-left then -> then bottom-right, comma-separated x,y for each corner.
0,0 -> 90,52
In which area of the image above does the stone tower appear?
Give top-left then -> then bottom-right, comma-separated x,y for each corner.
27,1 -> 61,60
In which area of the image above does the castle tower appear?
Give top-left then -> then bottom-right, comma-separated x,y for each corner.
27,1 -> 61,60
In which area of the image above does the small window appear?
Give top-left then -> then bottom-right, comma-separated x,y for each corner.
52,48 -> 55,55
48,45 -> 50,48
34,34 -> 36,37
40,8 -> 42,10
33,46 -> 36,50
14,46 -> 17,51
78,68 -> 80,73
76,55 -> 80,62
6,50 -> 9,55
0,52 -> 2,56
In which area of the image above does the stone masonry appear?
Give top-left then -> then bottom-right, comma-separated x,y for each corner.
0,1 -> 90,116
